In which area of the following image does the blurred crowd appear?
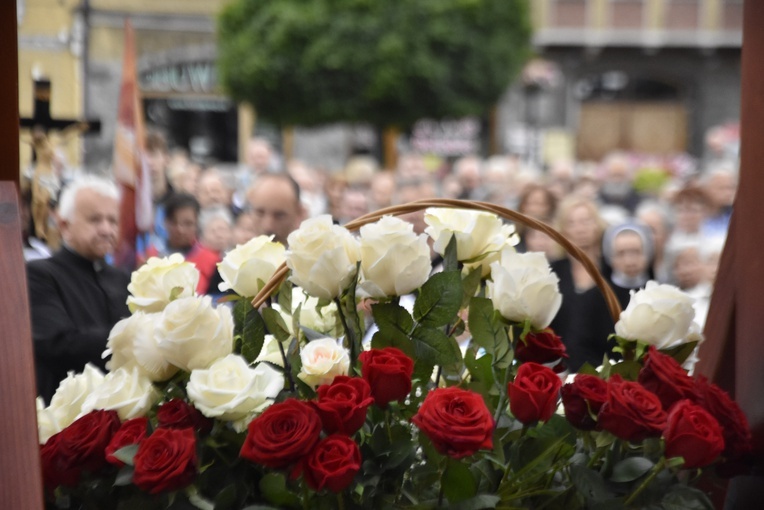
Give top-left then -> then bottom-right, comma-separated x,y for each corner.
21,131 -> 737,366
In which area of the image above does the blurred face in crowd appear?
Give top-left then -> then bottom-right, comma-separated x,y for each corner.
246,139 -> 273,174
525,229 -> 557,261
456,157 -> 481,192
233,212 -> 257,246
637,209 -> 669,254
673,247 -> 704,290
705,172 -> 737,210
166,206 -> 198,250
146,149 -> 169,199
197,173 -> 230,209
60,189 -> 119,261
247,176 -> 305,246
521,188 -> 553,220
339,188 -> 369,224
674,199 -> 707,234
611,231 -> 648,279
563,204 -> 600,250
370,172 -> 395,210
202,216 -> 233,253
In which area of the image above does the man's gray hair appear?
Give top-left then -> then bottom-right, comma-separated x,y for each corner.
57,175 -> 120,221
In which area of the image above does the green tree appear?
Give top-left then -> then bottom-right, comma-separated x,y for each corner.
217,0 -> 532,129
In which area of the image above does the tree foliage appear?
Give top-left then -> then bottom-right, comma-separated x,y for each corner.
217,0 -> 532,128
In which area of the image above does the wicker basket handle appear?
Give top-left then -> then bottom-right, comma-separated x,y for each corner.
252,198 -> 622,323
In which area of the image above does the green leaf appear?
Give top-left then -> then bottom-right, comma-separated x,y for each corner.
468,297 -> 511,369
659,340 -> 699,366
213,484 -> 237,510
233,298 -> 249,336
609,360 -> 642,381
464,348 -> 496,394
460,266 -> 483,308
111,444 -> 139,466
443,234 -> 459,273
661,486 -> 715,510
413,271 -> 463,328
113,465 -> 134,486
371,302 -> 415,357
443,459 -> 478,503
262,307 -> 291,342
277,280 -> 293,317
241,307 -> 266,364
569,464 -> 612,501
411,326 -> 463,366
449,494 -> 501,510
610,457 -> 654,483
259,472 -> 300,508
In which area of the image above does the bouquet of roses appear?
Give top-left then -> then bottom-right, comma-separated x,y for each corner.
37,204 -> 752,510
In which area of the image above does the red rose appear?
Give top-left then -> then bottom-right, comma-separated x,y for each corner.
411,387 -> 494,459
157,399 -> 213,435
692,377 -> 753,458
133,427 -> 197,494
40,410 -> 120,489
302,435 -> 361,493
240,399 -> 322,469
508,362 -> 562,425
663,399 -> 725,469
561,374 -> 608,430
314,376 -> 374,435
105,417 -> 149,467
515,329 -> 568,364
40,433 -> 78,490
359,348 -> 414,408
638,347 -> 695,411
598,376 -> 667,443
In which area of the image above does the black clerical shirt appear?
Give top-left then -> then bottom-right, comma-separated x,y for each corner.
27,247 -> 130,403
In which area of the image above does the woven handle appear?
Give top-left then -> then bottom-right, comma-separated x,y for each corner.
252,198 -> 623,323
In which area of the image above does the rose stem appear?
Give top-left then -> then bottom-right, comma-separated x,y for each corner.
334,297 -> 356,371
623,457 -> 667,506
276,336 -> 296,392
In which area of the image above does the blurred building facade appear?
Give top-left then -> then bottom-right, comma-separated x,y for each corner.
502,0 -> 743,162
18,0 -> 743,174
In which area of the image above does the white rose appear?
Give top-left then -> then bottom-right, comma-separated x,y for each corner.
463,224 -> 520,277
424,208 -> 508,262
281,288 -> 341,337
187,354 -> 284,431
614,281 -> 696,348
104,312 -> 179,382
286,215 -> 361,300
156,296 -> 234,372
127,254 -> 199,313
488,248 -> 562,329
255,335 -> 290,367
358,215 -> 432,298
80,367 -> 158,421
37,397 -> 63,444
297,337 -> 350,388
45,364 -> 105,434
218,235 -> 286,297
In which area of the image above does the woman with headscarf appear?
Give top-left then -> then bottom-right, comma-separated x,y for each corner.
602,222 -> 654,308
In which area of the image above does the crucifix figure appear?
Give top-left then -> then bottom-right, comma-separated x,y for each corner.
19,77 -> 101,242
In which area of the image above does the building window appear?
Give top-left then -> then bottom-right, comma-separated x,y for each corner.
665,0 -> 700,30
551,0 -> 587,28
610,0 -> 644,29
722,0 -> 743,31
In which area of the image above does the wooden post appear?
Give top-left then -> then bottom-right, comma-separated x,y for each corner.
696,0 -> 764,506
0,2 -> 45,508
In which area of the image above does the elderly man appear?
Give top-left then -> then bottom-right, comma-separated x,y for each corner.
246,173 -> 306,246
27,175 -> 130,403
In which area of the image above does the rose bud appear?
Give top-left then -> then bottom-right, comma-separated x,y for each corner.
359,348 -> 414,408
508,362 -> 562,425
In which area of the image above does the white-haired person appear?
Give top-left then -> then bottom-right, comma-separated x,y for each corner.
27,175 -> 130,404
